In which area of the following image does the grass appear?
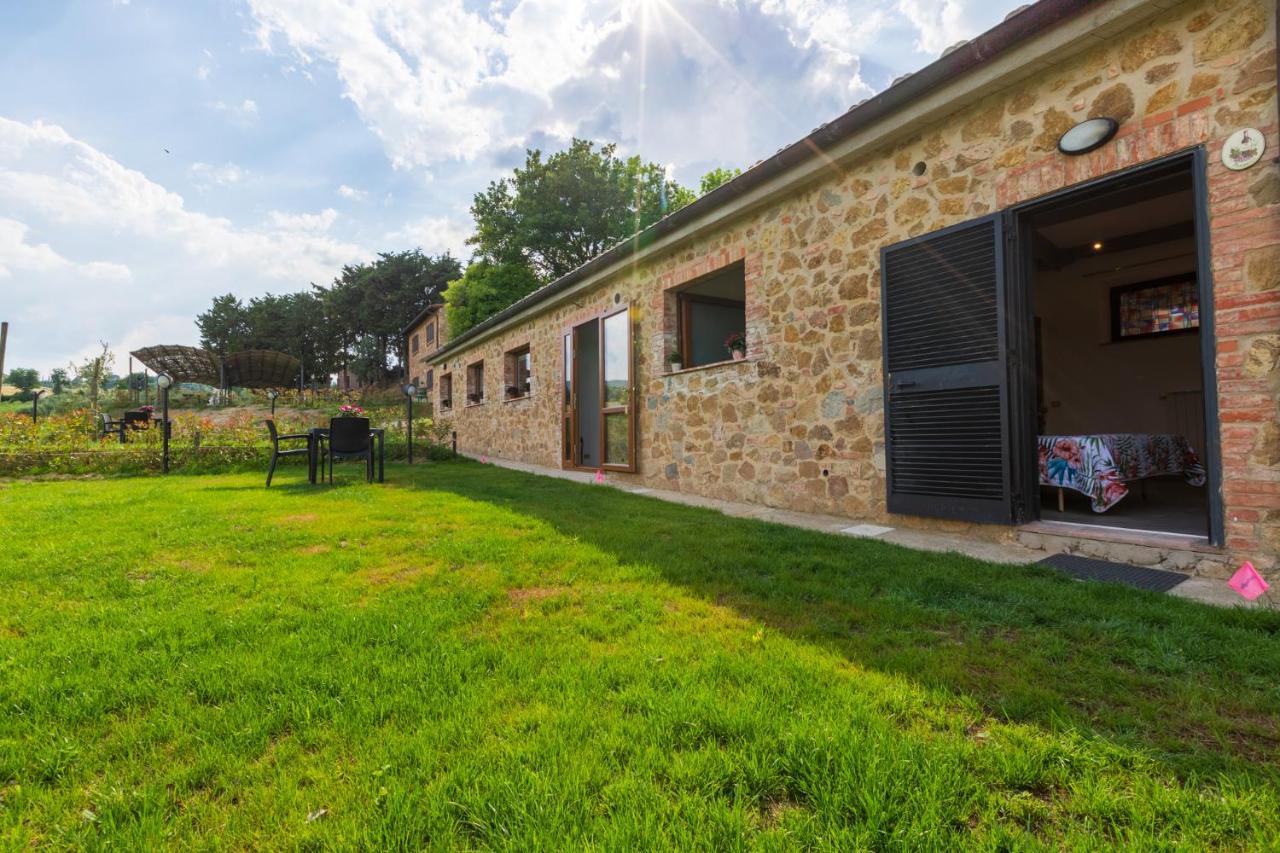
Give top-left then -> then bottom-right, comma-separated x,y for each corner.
2,460 -> 1278,848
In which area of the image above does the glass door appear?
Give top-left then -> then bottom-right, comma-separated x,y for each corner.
561,332 -> 576,467
600,307 -> 635,471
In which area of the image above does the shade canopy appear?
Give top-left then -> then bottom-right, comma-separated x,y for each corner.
130,345 -> 302,389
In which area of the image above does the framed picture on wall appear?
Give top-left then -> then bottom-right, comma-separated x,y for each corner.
1109,273 -> 1200,342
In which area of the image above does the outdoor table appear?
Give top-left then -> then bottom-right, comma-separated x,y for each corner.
307,426 -> 385,484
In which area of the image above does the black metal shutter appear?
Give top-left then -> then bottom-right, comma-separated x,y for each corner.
880,215 -> 1014,523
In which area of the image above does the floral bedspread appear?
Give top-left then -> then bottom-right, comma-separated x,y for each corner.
1038,433 -> 1206,513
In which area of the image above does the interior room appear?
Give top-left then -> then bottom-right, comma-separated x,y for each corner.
1027,167 -> 1209,537
677,263 -> 746,367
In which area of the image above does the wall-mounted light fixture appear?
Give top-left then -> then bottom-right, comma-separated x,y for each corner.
1058,117 -> 1119,156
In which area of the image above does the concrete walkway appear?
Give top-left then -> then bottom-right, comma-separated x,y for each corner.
460,453 -> 1258,609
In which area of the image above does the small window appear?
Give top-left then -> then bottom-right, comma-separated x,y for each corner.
466,360 -> 485,405
426,323 -> 435,344
439,373 -> 453,410
425,369 -> 434,392
411,334 -> 419,354
505,344 -> 532,399
676,262 -> 746,368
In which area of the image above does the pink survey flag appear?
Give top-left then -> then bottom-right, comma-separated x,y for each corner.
595,469 -> 605,484
1227,562 -> 1269,602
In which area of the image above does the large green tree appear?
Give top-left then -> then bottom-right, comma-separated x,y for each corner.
443,261 -> 542,338
196,294 -> 250,358
699,166 -> 742,195
469,139 -> 695,282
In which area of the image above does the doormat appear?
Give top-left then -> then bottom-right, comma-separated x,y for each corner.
1037,553 -> 1188,593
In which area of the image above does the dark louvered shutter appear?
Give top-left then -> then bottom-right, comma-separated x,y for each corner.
880,215 -> 1014,523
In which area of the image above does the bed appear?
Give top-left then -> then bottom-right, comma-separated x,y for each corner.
1038,433 -> 1206,513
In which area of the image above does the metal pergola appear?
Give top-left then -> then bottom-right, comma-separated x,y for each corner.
130,345 -> 303,391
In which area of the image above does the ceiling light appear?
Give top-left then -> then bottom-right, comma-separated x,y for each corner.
1058,117 -> 1119,156
1092,241 -> 1104,251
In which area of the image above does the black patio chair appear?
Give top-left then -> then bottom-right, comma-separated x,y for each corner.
264,419 -> 321,487
99,412 -> 125,443
327,416 -> 373,484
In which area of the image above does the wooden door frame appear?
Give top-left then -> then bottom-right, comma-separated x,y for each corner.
560,305 -> 638,473
1005,147 -> 1224,545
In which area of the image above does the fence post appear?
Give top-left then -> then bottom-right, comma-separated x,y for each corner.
452,431 -> 457,458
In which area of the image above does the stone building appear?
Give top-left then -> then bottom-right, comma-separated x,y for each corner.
402,303 -> 446,395
427,0 -> 1279,579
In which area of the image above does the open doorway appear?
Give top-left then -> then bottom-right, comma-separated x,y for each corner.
1023,161 -> 1212,538
561,307 -> 636,472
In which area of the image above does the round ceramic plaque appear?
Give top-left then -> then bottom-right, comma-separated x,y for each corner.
1221,128 -> 1265,171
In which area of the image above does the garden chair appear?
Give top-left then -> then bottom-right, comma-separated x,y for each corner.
99,412 -> 125,443
327,416 -> 373,484
264,419 -> 321,487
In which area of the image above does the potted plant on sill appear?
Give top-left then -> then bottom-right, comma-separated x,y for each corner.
335,403 -> 365,419
725,332 -> 747,361
667,350 -> 684,373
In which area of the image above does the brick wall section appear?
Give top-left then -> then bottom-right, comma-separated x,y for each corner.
433,0 -> 1279,574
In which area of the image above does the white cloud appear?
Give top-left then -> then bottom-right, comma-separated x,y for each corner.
338,183 -> 367,200
0,116 -> 370,372
0,217 -> 131,281
386,214 -> 470,260
189,161 -> 249,188
895,0 -> 993,56
196,49 -> 213,81
266,207 -> 339,232
211,98 -> 260,123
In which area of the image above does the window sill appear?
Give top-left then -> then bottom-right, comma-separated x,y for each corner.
504,394 -> 532,404
665,358 -> 753,377
465,400 -> 486,408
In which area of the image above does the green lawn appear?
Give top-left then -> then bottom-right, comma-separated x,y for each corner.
2,461 -> 1278,848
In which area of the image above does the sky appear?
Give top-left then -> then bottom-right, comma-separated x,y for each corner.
1,0 -> 1024,376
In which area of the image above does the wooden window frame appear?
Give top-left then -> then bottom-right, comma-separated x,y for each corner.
426,321 -> 435,345
411,333 -> 419,354
466,360 -> 485,406
504,344 -> 532,400
560,305 -> 637,473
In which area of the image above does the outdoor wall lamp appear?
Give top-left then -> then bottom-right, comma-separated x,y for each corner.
1058,117 -> 1119,155
403,383 -> 417,465
268,388 -> 280,416
156,373 -> 173,473
31,389 -> 46,424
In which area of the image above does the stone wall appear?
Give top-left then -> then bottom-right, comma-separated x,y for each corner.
433,0 -> 1279,572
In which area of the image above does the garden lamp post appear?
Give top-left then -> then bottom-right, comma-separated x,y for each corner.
403,383 -> 417,464
157,372 -> 173,474
268,388 -> 279,417
31,389 -> 45,423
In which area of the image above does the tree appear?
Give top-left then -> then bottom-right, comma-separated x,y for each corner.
6,367 -> 38,392
196,294 -> 250,358
443,261 -> 542,337
50,367 -> 68,394
699,166 -> 741,195
70,342 -> 113,418
469,138 -> 695,282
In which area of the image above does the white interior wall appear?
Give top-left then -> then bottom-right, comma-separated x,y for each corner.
1034,237 -> 1204,443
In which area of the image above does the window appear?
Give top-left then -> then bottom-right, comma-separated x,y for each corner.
675,262 -> 746,368
426,322 -> 435,344
439,373 -> 452,410
411,334 -> 419,354
1110,274 -> 1199,341
425,369 -> 433,392
466,360 -> 485,405
505,344 -> 532,399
